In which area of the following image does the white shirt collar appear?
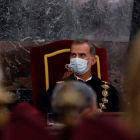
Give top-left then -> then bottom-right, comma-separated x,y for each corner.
74,74 -> 92,82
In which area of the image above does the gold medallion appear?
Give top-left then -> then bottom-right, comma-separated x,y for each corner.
97,108 -> 102,112
102,84 -> 110,89
99,103 -> 106,109
103,81 -> 109,84
102,98 -> 108,103
102,90 -> 109,97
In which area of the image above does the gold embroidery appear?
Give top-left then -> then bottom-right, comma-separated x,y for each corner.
102,90 -> 109,97
99,81 -> 110,111
102,81 -> 109,84
101,84 -> 110,89
99,103 -> 106,109
97,108 -> 102,112
56,81 -> 65,84
102,98 -> 108,103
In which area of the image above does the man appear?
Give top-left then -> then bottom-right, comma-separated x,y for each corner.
51,81 -> 97,126
40,39 -> 120,113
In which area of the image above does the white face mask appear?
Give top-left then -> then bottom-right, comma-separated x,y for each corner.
68,57 -> 92,75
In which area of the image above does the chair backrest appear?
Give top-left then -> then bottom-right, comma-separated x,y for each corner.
30,40 -> 109,108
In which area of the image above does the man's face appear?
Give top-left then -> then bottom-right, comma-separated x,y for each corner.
70,43 -> 96,67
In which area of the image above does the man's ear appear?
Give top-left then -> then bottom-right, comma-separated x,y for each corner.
91,56 -> 97,66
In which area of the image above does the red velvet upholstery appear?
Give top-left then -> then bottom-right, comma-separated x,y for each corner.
70,117 -> 137,140
30,40 -> 109,108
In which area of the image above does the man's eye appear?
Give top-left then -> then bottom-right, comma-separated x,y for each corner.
71,54 -> 76,57
81,54 -> 85,57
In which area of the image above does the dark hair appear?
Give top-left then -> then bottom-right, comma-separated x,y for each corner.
71,39 -> 96,56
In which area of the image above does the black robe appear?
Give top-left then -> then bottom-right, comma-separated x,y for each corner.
39,74 -> 120,113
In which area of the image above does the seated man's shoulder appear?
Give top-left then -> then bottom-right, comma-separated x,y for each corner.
93,76 -> 114,89
92,76 -> 118,95
100,80 -> 118,94
101,80 -> 111,88
47,74 -> 74,93
92,76 -> 110,85
55,73 -> 74,84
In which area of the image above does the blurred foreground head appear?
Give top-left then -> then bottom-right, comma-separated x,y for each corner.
52,81 -> 97,126
0,59 -> 13,128
124,30 -> 140,134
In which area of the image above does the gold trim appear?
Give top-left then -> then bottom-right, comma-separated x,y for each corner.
95,55 -> 101,79
44,49 -> 70,90
44,49 -> 101,91
99,82 -> 110,111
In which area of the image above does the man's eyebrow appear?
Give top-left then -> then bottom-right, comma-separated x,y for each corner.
70,52 -> 76,54
79,53 -> 86,55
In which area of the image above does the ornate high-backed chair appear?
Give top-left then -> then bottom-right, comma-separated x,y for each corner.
30,40 -> 109,108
